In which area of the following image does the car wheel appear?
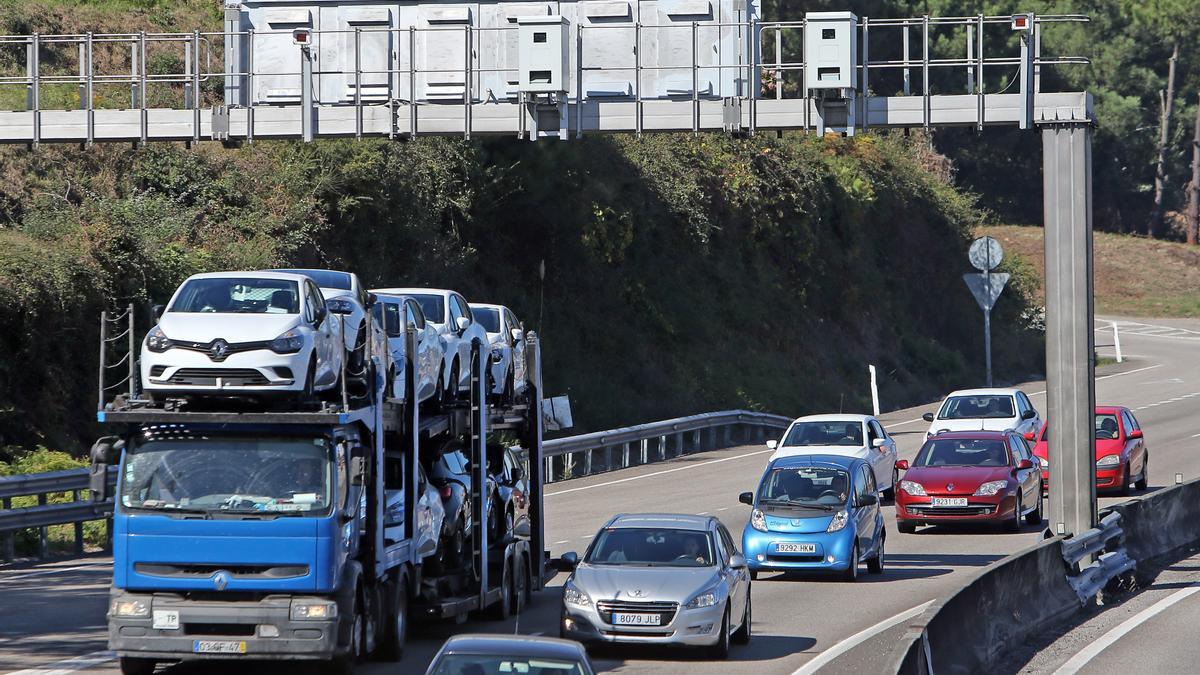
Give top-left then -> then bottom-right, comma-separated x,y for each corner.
841,544 -> 859,582
867,533 -> 885,574
1118,465 -> 1132,497
749,569 -> 758,581
301,357 -> 316,402
1026,487 -> 1044,525
732,591 -> 751,645
1135,456 -> 1149,491
897,521 -> 917,534
882,467 -> 898,502
445,362 -> 460,403
387,366 -> 397,400
512,555 -> 529,615
1007,493 -> 1023,533
706,605 -> 731,659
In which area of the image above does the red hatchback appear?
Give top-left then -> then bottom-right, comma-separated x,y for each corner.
1030,406 -> 1148,496
895,431 -> 1044,534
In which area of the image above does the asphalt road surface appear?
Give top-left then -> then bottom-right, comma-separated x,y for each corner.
2,316 -> 1197,675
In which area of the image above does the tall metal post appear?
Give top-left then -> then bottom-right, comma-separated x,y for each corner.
300,42 -> 314,142
983,270 -> 993,387
1043,121 -> 1096,539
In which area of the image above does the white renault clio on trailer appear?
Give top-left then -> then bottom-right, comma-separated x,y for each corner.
140,271 -> 344,398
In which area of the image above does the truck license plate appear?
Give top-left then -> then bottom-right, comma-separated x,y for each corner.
931,497 -> 968,507
776,543 -> 817,553
611,613 -> 661,626
152,610 -> 179,630
193,640 -> 246,654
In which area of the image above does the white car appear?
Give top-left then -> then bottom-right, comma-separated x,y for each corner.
383,464 -> 445,561
369,288 -> 489,401
469,302 -> 528,403
767,414 -> 900,499
922,388 -> 1041,439
269,269 -> 386,379
371,293 -> 443,403
140,271 -> 343,397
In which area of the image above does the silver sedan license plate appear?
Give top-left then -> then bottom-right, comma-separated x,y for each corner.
612,612 -> 661,626
776,542 -> 817,553
193,640 -> 247,654
931,497 -> 968,507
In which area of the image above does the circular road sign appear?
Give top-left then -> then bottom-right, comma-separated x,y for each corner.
969,236 -> 1004,272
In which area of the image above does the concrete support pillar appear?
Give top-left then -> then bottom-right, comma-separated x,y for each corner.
1043,122 -> 1097,538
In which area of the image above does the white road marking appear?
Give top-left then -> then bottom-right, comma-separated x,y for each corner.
554,540 -> 569,545
697,511 -> 709,515
1190,432 -> 1200,439
791,600 -> 934,675
581,535 -> 593,539
0,563 -> 111,584
5,651 -> 115,675
1052,584 -> 1200,674
717,507 -> 728,512
1134,391 -> 1200,411
545,448 -> 775,497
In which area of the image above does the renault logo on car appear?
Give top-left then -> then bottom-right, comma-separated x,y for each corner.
209,339 -> 230,362
946,483 -> 955,491
211,570 -> 231,591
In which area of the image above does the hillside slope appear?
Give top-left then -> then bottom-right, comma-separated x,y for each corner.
977,225 -> 1200,318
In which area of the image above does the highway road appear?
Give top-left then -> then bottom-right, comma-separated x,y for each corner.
2,316 -> 1197,675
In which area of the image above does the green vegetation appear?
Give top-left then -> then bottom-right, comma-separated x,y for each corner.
0,447 -> 106,554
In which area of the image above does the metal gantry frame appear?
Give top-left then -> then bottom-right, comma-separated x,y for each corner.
0,13 -> 1090,143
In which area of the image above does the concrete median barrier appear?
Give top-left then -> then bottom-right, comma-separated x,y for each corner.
892,536 -> 1079,674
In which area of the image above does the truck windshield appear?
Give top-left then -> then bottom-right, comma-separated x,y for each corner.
120,435 -> 334,515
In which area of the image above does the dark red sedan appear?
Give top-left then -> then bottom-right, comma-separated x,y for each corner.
895,431 -> 1043,534
1030,406 -> 1148,496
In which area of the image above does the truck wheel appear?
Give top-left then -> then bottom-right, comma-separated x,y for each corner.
513,555 -> 529,614
118,657 -> 157,675
490,560 -> 513,620
377,578 -> 408,661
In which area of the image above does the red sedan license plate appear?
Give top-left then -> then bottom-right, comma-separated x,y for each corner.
931,497 -> 967,507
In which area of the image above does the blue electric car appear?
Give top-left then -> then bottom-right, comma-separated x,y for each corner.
739,454 -> 885,581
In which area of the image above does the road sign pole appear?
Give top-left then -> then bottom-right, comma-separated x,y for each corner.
984,267 -> 993,387
1043,122 -> 1096,539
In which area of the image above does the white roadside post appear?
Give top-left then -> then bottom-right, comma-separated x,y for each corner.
1112,321 -> 1123,363
869,364 -> 880,417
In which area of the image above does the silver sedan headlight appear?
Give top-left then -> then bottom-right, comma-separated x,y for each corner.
683,587 -> 720,610
563,580 -> 592,608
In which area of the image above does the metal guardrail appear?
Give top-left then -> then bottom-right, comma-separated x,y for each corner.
1061,511 -> 1135,602
542,410 -> 791,483
0,410 -> 791,560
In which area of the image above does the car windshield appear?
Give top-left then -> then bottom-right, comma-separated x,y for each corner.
170,278 -> 300,315
782,421 -> 863,446
271,269 -> 352,291
411,294 -> 446,323
938,395 -> 1015,419
914,438 -> 1011,467
585,527 -> 714,567
758,467 -> 850,506
473,307 -> 501,333
430,655 -> 586,675
120,434 -> 334,515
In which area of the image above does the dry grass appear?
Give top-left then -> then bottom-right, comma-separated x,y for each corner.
978,225 -> 1200,318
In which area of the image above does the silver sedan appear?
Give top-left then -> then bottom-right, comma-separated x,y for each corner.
558,513 -> 752,658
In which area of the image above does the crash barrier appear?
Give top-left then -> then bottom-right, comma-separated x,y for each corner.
542,410 -> 792,483
894,479 -> 1200,673
1,409 -> 791,561
0,467 -> 117,561
892,536 -> 1080,674
1106,476 -> 1200,565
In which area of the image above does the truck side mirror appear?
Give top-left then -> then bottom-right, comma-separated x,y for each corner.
88,436 -> 124,502
349,455 -> 366,487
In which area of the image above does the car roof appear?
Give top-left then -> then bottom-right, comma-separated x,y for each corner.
469,302 -> 506,312
606,513 -> 713,530
770,454 -> 866,471
1095,406 -> 1127,414
437,634 -> 587,660
944,388 -> 1022,398
925,430 -> 1012,441
791,414 -> 872,423
185,271 -> 310,283
372,287 -> 454,298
